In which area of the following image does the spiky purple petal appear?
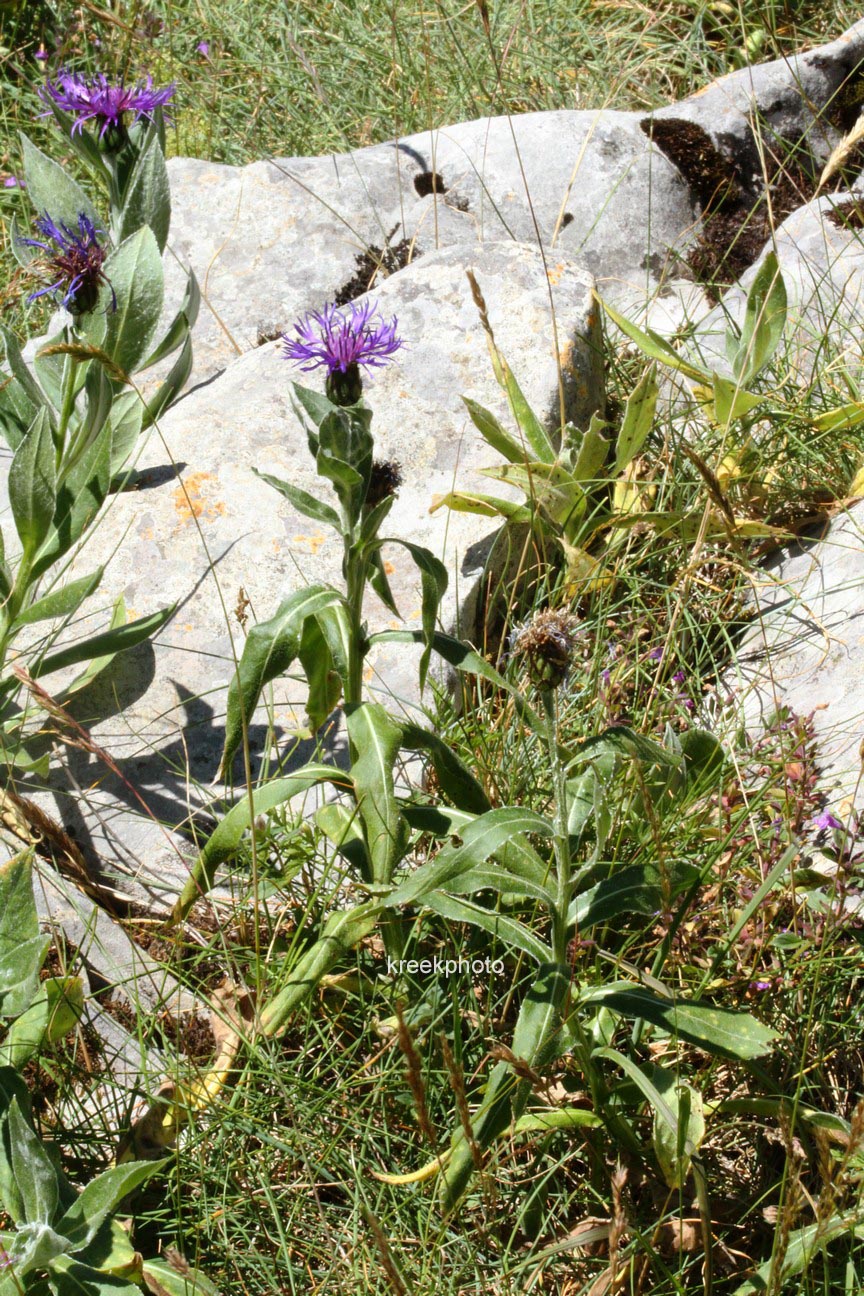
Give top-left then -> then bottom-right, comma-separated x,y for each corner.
40,71 -> 175,137
281,300 -> 403,376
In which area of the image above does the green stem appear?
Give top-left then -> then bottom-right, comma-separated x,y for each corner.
542,687 -> 572,965
344,536 -> 367,710
53,352 -> 79,471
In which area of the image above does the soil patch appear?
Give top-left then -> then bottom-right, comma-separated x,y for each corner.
642,117 -> 821,302
826,197 -> 864,229
334,226 -> 421,305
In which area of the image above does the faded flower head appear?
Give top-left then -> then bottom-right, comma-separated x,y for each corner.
282,299 -> 403,404
40,70 -> 175,142
366,459 -> 403,509
510,609 -> 581,690
20,211 -> 113,315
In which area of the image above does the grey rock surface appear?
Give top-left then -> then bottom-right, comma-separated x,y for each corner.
728,503 -> 864,811
159,18 -> 864,391
162,110 -> 692,388
20,241 -> 602,909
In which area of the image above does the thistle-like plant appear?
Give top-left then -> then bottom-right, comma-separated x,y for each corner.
0,73 -> 197,776
161,302 -> 780,1225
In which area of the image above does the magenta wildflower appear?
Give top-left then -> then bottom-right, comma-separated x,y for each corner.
20,212 -> 113,315
282,300 -> 403,404
196,40 -> 211,58
812,810 -> 844,833
40,70 -> 175,140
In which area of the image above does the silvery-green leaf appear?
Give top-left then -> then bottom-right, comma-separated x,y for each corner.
19,134 -> 98,232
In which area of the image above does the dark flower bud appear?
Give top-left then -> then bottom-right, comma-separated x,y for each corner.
326,362 -> 364,406
365,460 -> 403,509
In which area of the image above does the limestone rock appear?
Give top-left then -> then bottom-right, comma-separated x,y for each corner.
19,242 -> 603,909
729,502 -> 864,809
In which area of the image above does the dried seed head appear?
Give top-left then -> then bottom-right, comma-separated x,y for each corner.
510,608 -> 581,690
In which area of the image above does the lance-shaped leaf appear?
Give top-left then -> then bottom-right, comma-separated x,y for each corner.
12,568 -> 104,628
220,585 -> 345,776
30,604 -> 175,680
403,803 -> 554,899
614,365 -> 657,473
0,324 -> 50,426
347,703 -> 409,886
462,396 -> 527,463
102,227 -> 164,377
568,864 -> 671,931
373,539 -> 447,688
581,984 -> 777,1059
19,133 -> 99,232
172,764 -> 352,922
55,1161 -> 164,1251
32,418 -> 113,578
0,850 -> 49,1020
9,410 -> 56,559
599,293 -> 709,381
143,331 -> 193,429
8,1098 -> 59,1226
498,354 -> 557,462
422,892 -> 552,963
400,724 -> 489,815
732,250 -> 787,386
387,806 -> 554,908
596,1050 -> 704,1188
252,469 -> 341,532
297,614 -> 342,734
430,490 -> 533,522
114,131 -> 171,251
0,976 -> 84,1070
259,901 -> 380,1037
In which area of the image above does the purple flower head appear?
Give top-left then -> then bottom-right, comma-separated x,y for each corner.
20,211 -> 113,315
282,300 -> 403,405
40,70 -> 175,142
648,646 -> 664,662
196,40 -> 211,58
812,810 -> 844,833
283,300 -> 403,376
3,176 -> 23,188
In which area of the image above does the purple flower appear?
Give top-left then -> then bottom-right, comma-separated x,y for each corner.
672,670 -> 686,686
40,70 -> 175,139
648,646 -> 664,661
34,48 -> 49,62
20,212 -> 113,315
812,810 -> 844,833
196,40 -> 211,58
3,176 -> 24,188
283,300 -> 403,376
282,300 -> 403,404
